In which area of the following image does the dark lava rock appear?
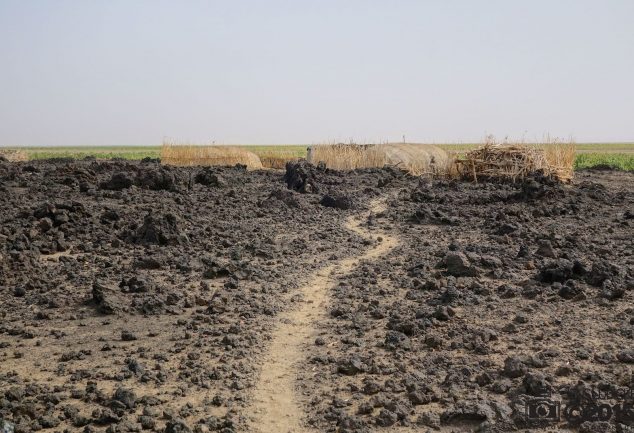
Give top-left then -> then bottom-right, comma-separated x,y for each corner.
338,416 -> 369,433
411,205 -> 459,225
113,387 -> 136,409
92,407 -> 121,424
263,189 -> 301,208
497,222 -> 519,235
535,240 -> 557,258
39,217 -> 53,232
129,213 -> 188,246
442,252 -> 479,277
121,330 -> 137,341
202,260 -> 231,279
135,167 -> 178,191
375,409 -> 398,427
384,330 -> 411,351
537,259 -> 575,283
100,173 -> 133,190
138,416 -> 155,430
616,349 -> 634,364
522,373 -> 553,396
440,400 -> 510,425
39,415 -> 60,428
558,280 -> 585,300
362,380 -> 382,395
503,356 -> 529,378
337,357 -> 367,376
164,419 -> 192,433
433,305 -> 454,321
194,168 -> 225,187
417,411 -> 441,429
133,257 -> 164,270
92,281 -> 126,314
4,386 -> 24,401
515,173 -> 563,200
284,160 -> 319,193
320,194 -> 355,210
579,421 -> 617,433
598,281 -> 626,301
408,389 -> 436,405
119,276 -> 153,293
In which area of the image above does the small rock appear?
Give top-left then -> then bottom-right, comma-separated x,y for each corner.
113,387 -> 137,409
164,419 -> 192,433
442,252 -> 478,277
121,330 -> 137,341
616,349 -> 634,364
375,409 -> 398,427
536,240 -> 557,258
503,356 -> 528,378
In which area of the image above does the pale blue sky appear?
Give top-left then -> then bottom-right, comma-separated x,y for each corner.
1,0 -> 633,146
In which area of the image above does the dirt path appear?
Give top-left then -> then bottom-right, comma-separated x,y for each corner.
248,199 -> 399,433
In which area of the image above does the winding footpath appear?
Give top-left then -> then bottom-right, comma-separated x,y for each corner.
248,198 -> 399,433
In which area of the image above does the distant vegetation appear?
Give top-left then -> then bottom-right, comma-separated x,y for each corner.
574,153 -> 634,171
161,142 -> 263,169
23,146 -> 162,160
3,142 -> 633,171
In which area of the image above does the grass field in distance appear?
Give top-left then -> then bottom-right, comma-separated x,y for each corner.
4,142 -> 634,171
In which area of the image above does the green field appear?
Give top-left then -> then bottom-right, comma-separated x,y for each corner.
17,146 -> 162,160
3,143 -> 633,171
574,153 -> 634,171
17,145 -> 308,160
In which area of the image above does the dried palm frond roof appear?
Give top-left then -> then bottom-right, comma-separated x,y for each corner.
455,139 -> 575,183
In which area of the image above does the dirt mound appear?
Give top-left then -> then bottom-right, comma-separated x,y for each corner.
100,172 -> 134,190
261,189 -> 302,208
135,167 -> 179,191
100,167 -> 180,191
127,212 -> 188,245
320,194 -> 355,209
513,172 -> 565,200
194,168 -> 226,187
284,160 -> 321,193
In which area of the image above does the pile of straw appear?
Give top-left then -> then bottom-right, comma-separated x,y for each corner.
0,149 -> 28,162
307,143 -> 387,170
307,143 -> 450,175
380,144 -> 450,176
456,141 -> 575,182
257,150 -> 301,169
161,142 -> 263,170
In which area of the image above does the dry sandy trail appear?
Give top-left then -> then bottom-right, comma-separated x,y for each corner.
248,198 -> 399,433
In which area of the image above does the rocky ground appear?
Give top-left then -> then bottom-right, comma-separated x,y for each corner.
0,158 -> 632,433
303,170 -> 634,433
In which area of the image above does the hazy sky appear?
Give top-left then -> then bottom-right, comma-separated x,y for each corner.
1,0 -> 633,146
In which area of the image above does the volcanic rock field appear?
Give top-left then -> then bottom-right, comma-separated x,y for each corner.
0,158 -> 632,433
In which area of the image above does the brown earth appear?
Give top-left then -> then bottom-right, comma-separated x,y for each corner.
0,159 -> 632,433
